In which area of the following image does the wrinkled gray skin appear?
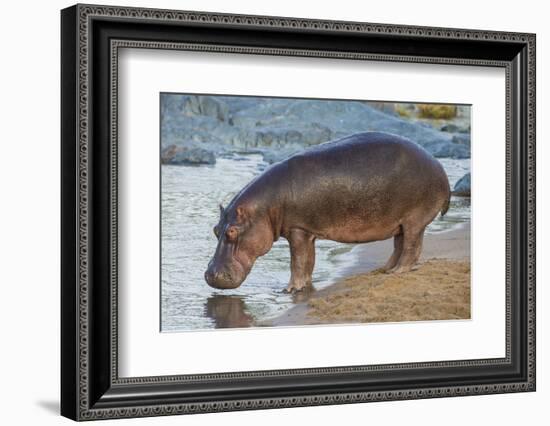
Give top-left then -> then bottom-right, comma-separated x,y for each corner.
204,132 -> 450,293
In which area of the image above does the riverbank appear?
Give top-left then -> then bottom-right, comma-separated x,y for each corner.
161,95 -> 472,166
260,223 -> 470,327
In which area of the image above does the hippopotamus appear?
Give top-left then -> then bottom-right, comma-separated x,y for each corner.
204,132 -> 450,293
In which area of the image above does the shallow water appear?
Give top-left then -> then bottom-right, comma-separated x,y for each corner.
161,154 -> 470,332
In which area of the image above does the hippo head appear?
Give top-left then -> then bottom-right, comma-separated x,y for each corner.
204,204 -> 274,289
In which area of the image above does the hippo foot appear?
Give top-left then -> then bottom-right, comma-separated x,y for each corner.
387,264 -> 418,274
390,267 -> 409,274
283,283 -> 311,294
282,286 -> 304,294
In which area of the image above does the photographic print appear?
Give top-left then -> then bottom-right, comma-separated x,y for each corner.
160,94 -> 471,332
61,6 -> 535,418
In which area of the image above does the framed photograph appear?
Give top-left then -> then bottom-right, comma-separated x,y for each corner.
61,4 -> 536,421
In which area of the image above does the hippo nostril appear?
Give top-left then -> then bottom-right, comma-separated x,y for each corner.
204,270 -> 216,285
205,267 -> 240,289
205,269 -> 224,286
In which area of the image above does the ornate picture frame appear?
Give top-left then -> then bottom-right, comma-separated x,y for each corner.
61,4 -> 535,421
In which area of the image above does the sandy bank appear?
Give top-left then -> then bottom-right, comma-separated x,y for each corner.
260,223 -> 470,327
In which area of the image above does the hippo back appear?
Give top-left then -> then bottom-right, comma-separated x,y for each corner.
278,132 -> 450,241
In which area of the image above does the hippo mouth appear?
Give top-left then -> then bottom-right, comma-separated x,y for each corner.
204,255 -> 250,289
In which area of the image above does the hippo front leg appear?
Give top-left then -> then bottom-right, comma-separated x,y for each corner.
285,228 -> 316,293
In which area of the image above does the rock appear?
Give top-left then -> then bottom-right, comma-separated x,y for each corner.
280,99 -> 462,156
161,144 -> 216,165
261,146 -> 302,164
161,94 -> 472,160
452,133 -> 471,146
183,96 -> 229,122
456,105 -> 470,118
453,173 -> 471,196
440,123 -> 460,133
251,124 -> 332,148
440,122 -> 470,134
427,141 -> 470,159
368,102 -> 399,116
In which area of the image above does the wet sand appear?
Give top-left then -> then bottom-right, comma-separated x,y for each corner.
260,223 -> 470,327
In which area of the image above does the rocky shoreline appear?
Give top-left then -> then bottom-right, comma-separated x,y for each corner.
161,94 -> 472,166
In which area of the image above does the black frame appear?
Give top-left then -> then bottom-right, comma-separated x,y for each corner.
61,4 -> 536,421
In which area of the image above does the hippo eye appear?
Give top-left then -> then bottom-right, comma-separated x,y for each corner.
225,226 -> 238,241
213,226 -> 220,238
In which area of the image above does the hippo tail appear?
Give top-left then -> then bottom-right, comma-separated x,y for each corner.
440,192 -> 451,217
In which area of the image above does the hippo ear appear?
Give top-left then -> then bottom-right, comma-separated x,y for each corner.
219,204 -> 225,217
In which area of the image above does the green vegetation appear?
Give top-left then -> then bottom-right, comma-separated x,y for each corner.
417,104 -> 458,119
395,104 -> 413,118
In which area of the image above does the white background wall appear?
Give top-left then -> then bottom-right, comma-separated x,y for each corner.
0,0 -> 546,424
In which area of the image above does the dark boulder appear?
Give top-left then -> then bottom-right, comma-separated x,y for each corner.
440,122 -> 470,134
161,144 -> 216,165
453,172 -> 471,196
439,123 -> 460,133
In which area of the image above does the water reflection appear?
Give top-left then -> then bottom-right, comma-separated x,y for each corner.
205,295 -> 254,329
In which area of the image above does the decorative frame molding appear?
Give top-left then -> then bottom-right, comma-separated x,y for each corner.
61,3 -> 536,421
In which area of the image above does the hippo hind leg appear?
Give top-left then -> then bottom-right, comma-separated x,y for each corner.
285,228 -> 316,293
383,232 -> 404,272
388,225 -> 425,274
